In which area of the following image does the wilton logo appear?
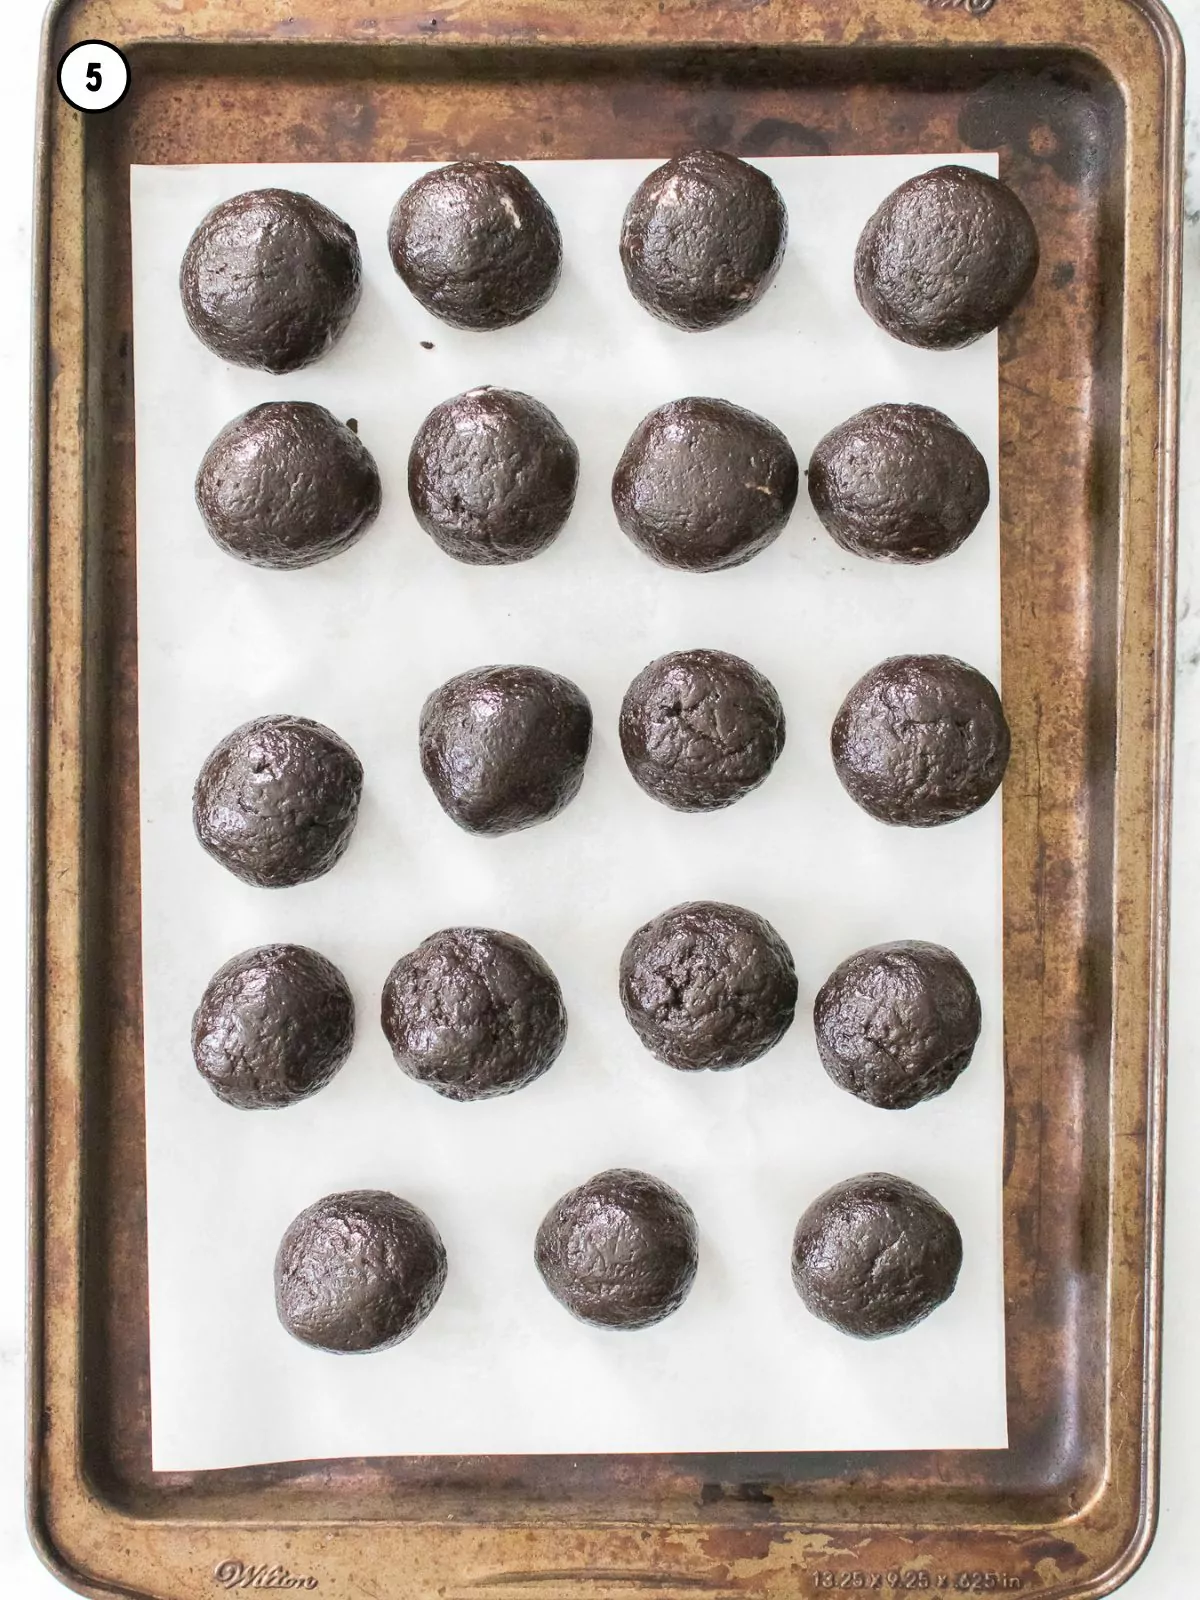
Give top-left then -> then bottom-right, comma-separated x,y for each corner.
214,1561 -> 318,1591
921,0 -> 997,14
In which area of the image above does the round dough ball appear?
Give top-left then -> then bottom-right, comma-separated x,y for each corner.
620,900 -> 797,1072
535,1168 -> 699,1329
179,188 -> 361,373
196,402 -> 381,570
855,164 -> 1038,350
275,1190 -> 447,1353
387,161 -> 562,331
419,665 -> 592,835
612,397 -> 798,572
813,941 -> 981,1109
807,403 -> 989,564
408,387 -> 578,565
191,944 -> 354,1110
193,714 -> 363,887
791,1173 -> 963,1338
619,648 -> 785,811
381,927 -> 567,1101
831,654 -> 1010,827
619,148 -> 787,331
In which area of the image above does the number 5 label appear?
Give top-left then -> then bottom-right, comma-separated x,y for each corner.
57,40 -> 130,113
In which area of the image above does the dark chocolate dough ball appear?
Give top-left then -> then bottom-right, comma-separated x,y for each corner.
388,161 -> 562,331
620,148 -> 787,331
419,665 -> 592,836
191,944 -> 354,1110
381,927 -> 566,1101
195,402 -> 381,571
807,403 -> 990,564
612,397 -> 798,572
620,900 -> 797,1072
855,165 -> 1039,350
831,655 -> 1010,827
275,1190 -> 447,1353
791,1173 -> 963,1338
193,714 -> 364,887
180,189 -> 362,373
620,648 -> 785,811
408,387 -> 578,565
535,1168 -> 699,1329
814,941 -> 981,1109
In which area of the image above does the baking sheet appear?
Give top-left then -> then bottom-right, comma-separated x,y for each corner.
131,154 -> 1006,1473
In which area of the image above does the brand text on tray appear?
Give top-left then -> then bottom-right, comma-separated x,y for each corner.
214,1562 -> 318,1592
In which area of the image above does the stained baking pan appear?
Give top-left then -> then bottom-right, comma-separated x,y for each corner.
28,0 -> 1181,1596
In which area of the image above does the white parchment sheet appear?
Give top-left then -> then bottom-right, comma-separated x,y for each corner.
131,154 -> 1007,1472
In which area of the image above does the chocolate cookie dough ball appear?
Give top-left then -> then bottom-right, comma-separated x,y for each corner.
419,665 -> 592,835
832,655 -> 1010,827
192,944 -> 355,1110
814,941 -> 981,1109
275,1191 -> 447,1353
855,165 -> 1038,350
620,900 -> 797,1071
808,403 -> 990,564
792,1173 -> 963,1338
180,189 -> 362,373
620,649 -> 785,811
535,1169 -> 699,1329
196,402 -> 381,570
620,148 -> 787,331
613,398 -> 798,572
381,927 -> 566,1101
388,161 -> 562,331
409,387 -> 578,565
193,714 -> 363,887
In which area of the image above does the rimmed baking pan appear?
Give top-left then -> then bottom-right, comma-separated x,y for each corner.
29,1 -> 1181,1596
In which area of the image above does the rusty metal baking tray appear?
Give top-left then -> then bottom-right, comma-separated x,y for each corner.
28,0 -> 1182,1596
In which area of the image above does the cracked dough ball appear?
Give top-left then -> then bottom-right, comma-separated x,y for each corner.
855,164 -> 1038,350
612,397 -> 798,572
180,188 -> 361,372
792,1173 -> 963,1338
419,665 -> 592,835
808,402 -> 989,564
619,648 -> 785,811
619,900 -> 797,1071
620,148 -> 787,330
831,654 -> 1010,827
196,401 -> 381,570
388,161 -> 562,330
192,943 -> 355,1109
275,1191 -> 447,1353
535,1169 -> 699,1329
408,387 -> 578,565
381,927 -> 567,1101
192,714 -> 364,887
814,940 -> 980,1109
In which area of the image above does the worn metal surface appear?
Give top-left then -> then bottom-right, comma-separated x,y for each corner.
28,0 -> 1181,1597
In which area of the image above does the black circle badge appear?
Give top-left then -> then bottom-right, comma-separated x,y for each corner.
58,41 -> 130,114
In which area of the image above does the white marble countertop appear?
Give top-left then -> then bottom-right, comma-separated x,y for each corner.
2,0 -> 1198,1591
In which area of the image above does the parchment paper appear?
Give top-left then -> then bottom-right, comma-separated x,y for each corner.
131,154 -> 1007,1472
